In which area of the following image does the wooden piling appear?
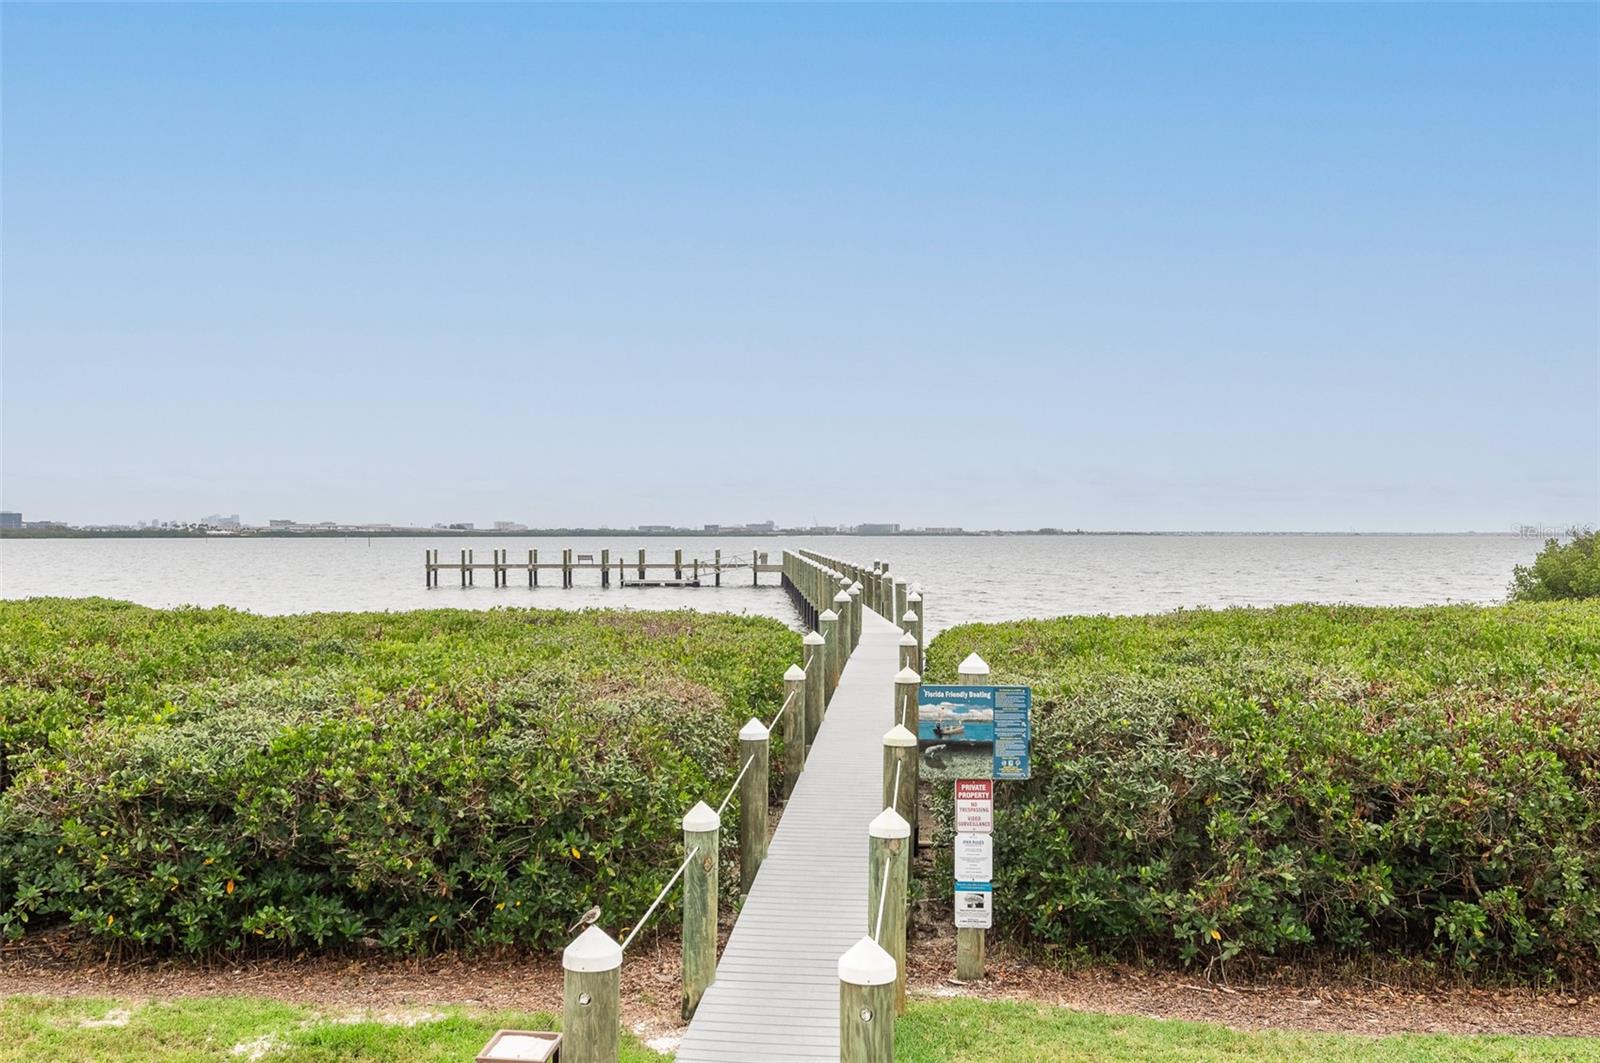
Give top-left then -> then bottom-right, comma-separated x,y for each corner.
802,631 -> 825,749
682,801 -> 720,1020
868,807 -> 911,1015
638,549 -> 646,581
894,580 -> 907,629
715,548 -> 722,587
838,937 -> 896,1063
849,582 -> 864,650
882,725 -> 918,830
955,652 -> 991,982
562,926 -> 622,1063
908,590 -> 924,660
675,548 -> 683,581
782,664 -> 806,796
738,719 -> 769,894
601,548 -> 610,588
894,666 -> 921,733
834,590 -> 854,662
819,610 -> 841,705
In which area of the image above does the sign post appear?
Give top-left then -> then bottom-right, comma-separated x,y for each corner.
916,654 -> 1030,982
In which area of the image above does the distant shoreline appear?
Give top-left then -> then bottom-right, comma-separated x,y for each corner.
0,528 -> 1534,540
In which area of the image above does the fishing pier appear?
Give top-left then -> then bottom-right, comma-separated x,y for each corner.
423,548 -> 780,589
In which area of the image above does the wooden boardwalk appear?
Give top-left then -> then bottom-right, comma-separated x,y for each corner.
677,607 -> 904,1062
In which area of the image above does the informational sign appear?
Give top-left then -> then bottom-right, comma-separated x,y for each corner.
916,685 -> 1031,781
954,779 -> 993,832
954,882 -> 993,929
953,832 -> 993,881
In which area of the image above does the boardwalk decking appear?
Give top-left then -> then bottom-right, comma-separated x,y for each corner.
677,608 -> 904,1062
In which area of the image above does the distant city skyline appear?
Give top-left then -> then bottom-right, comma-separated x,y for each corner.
3,5 -> 1595,533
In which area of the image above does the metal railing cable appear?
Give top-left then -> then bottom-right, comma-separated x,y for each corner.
872,853 -> 892,943
769,689 -> 797,729
621,846 -> 701,952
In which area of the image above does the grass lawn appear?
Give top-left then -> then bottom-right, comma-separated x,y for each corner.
896,999 -> 1600,1062
5,995 -> 1597,1062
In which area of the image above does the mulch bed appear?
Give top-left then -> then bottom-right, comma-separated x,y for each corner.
4,926 -> 1596,1044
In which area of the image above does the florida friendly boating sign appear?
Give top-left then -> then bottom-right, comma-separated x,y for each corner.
915,684 -> 1032,781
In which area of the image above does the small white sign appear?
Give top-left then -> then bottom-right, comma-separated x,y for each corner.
954,779 -> 993,833
954,882 -> 992,929
953,832 -> 993,882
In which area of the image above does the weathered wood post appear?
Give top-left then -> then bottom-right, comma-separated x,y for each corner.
882,724 -> 918,828
899,630 -> 919,674
674,548 -> 683,581
956,651 -> 991,982
838,937 -> 896,1063
880,572 -> 893,618
869,807 -> 911,1015
782,664 -> 806,795
469,548 -> 476,586
802,629 -> 826,750
601,548 -> 610,589
848,582 -> 864,649
894,666 -> 921,733
834,589 -> 854,663
908,590 -> 924,656
682,801 -> 720,1019
563,925 -> 622,1063
637,548 -> 646,581
819,609 -> 841,705
714,548 -> 722,587
738,718 -> 769,893
894,580 -> 907,627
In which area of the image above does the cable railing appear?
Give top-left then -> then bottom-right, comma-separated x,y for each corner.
558,548 -> 866,1060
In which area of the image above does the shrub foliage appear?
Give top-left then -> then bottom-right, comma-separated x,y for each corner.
1511,532 -> 1600,602
926,603 -> 1600,979
1,599 -> 797,955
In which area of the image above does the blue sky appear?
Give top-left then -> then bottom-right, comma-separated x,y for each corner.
3,3 -> 1595,531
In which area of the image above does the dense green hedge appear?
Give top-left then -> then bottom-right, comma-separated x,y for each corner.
1,599 -> 798,954
926,603 -> 1600,980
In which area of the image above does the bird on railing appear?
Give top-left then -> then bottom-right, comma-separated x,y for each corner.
567,905 -> 602,935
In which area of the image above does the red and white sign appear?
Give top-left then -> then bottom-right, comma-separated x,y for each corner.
954,778 -> 993,833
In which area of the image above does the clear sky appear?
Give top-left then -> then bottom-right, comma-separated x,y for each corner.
3,3 -> 1595,532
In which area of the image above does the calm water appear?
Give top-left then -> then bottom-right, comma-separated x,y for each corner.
0,534 -> 1541,635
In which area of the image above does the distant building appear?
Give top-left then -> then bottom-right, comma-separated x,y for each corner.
202,513 -> 241,529
0,512 -> 19,529
855,523 -> 900,535
493,521 -> 528,532
704,524 -> 722,533
447,522 -> 474,531
922,527 -> 965,534
268,519 -> 295,529
636,525 -> 675,533
746,520 -> 777,533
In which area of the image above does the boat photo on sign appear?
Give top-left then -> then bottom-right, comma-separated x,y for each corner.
915,684 -> 1031,782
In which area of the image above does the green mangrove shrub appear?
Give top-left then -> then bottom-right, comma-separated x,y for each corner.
1511,532 -> 1600,602
926,603 -> 1600,980
0,599 -> 797,954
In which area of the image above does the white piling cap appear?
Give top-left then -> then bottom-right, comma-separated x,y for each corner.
834,590 -> 851,603
869,806 -> 911,839
958,652 -> 991,677
803,630 -> 826,645
895,666 -> 922,684
682,800 -> 721,832
907,591 -> 922,603
739,717 -> 769,741
784,664 -> 807,681
899,632 -> 917,647
902,610 -> 919,624
850,582 -> 863,593
819,609 -> 839,621
838,935 -> 897,986
882,724 -> 917,748
562,924 -> 623,973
